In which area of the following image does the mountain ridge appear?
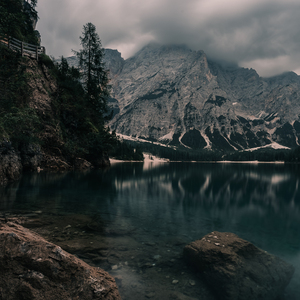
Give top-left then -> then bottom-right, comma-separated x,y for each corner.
67,43 -> 300,152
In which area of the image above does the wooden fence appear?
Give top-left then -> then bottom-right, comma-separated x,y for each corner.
0,35 -> 46,99
0,35 -> 46,61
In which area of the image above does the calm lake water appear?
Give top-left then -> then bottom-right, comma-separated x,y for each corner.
1,162 -> 300,299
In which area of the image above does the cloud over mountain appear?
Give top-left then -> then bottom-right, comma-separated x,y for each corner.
37,0 -> 300,77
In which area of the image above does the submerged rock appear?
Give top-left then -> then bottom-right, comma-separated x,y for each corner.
0,220 -> 121,300
183,231 -> 294,300
169,291 -> 199,300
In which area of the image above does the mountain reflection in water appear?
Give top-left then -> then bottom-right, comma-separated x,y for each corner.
1,162 -> 300,298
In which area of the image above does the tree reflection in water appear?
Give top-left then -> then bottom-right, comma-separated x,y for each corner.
1,162 -> 300,298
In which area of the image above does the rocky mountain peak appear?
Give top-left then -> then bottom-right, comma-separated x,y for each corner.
104,43 -> 300,151
103,49 -> 124,77
68,43 -> 300,151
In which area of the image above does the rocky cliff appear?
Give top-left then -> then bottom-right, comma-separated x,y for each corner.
103,43 -> 300,151
0,54 -> 111,184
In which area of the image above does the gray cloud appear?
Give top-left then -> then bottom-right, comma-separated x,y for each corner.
37,0 -> 300,77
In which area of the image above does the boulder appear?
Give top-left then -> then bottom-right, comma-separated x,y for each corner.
183,231 -> 294,300
20,143 -> 43,171
41,154 -> 72,171
73,157 -> 93,170
0,220 -> 121,300
92,152 -> 111,169
0,140 -> 22,184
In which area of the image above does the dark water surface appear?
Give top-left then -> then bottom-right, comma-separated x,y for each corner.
1,162 -> 300,299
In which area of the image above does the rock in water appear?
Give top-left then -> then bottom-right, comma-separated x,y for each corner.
183,231 -> 294,300
0,221 -> 121,300
0,141 -> 22,183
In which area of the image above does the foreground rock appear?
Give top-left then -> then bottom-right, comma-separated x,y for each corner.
183,231 -> 294,300
0,220 -> 121,300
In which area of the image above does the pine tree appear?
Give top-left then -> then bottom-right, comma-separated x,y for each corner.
0,0 -> 39,44
23,0 -> 38,23
73,23 -> 110,122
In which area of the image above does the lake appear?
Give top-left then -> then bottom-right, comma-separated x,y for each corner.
1,161 -> 300,299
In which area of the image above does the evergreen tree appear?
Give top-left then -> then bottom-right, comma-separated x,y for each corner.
24,0 -> 38,21
0,0 -> 38,44
73,23 -> 110,122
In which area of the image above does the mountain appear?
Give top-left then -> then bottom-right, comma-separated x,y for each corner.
69,43 -> 300,152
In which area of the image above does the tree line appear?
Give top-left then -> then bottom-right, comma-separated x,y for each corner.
51,22 -> 143,162
126,140 -> 300,163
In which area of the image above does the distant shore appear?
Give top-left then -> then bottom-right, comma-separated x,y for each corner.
110,155 -> 286,165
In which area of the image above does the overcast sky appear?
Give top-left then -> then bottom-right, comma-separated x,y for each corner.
36,0 -> 300,77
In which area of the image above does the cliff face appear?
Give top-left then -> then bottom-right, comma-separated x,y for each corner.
0,56 -> 110,184
105,43 -> 300,151
24,59 -> 72,171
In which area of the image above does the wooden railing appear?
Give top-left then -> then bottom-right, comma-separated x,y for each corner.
0,35 -> 45,61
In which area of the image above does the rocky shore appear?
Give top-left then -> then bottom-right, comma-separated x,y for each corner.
0,139 -> 110,185
0,218 -> 121,300
0,213 -> 214,300
0,212 -> 295,300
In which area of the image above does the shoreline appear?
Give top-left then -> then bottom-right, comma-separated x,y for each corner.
110,157 -> 287,165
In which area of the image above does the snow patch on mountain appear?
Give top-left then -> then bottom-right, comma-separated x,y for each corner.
243,142 -> 290,152
158,131 -> 174,142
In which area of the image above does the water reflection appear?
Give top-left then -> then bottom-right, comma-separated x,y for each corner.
1,170 -> 118,213
1,162 -> 300,298
106,163 -> 300,254
0,163 -> 300,246
1,163 -> 300,253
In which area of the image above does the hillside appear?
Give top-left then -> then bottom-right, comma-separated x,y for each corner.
0,1 -> 147,183
0,46 -> 118,183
